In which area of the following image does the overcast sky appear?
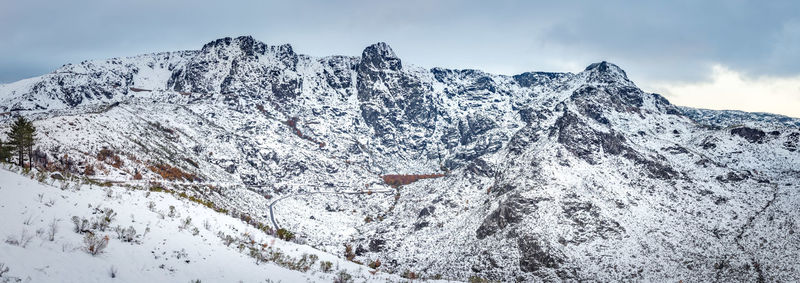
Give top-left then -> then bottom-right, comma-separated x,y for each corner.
1,0 -> 799,117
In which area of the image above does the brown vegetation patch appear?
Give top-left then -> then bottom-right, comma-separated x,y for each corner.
148,163 -> 198,182
285,117 -> 326,148
381,174 -> 445,187
97,148 -> 123,169
129,87 -> 152,92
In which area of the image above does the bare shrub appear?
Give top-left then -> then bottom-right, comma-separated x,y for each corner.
115,226 -> 139,243
220,234 -> 235,247
5,229 -> 33,248
84,164 -> 96,176
276,228 -> 294,241
35,228 -> 45,238
334,270 -> 353,283
295,254 -> 318,272
22,214 -> 34,226
320,261 -> 333,273
92,208 -> 117,231
179,216 -> 192,231
109,266 -> 118,278
71,216 -> 91,234
47,218 -> 60,241
402,270 -> 418,279
84,234 -> 109,256
368,259 -> 381,269
0,262 -> 9,277
344,244 -> 355,261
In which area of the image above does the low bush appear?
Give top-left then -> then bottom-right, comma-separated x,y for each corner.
4,229 -> 33,248
168,205 -> 177,218
334,270 -> 353,283
92,208 -> 117,231
179,216 -> 193,231
402,270 -> 418,279
84,234 -> 109,256
0,262 -> 9,277
115,226 -> 139,243
368,259 -> 381,269
47,218 -> 59,241
344,244 -> 355,261
468,275 -> 490,283
320,261 -> 333,273
71,216 -> 91,234
276,228 -> 294,241
83,164 -> 96,176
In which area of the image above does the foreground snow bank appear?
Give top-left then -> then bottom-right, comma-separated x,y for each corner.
0,166 -> 402,282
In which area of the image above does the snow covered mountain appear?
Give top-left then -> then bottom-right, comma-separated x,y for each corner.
1,35 -> 798,282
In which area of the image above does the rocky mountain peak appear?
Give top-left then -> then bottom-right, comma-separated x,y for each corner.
582,61 -> 633,86
200,35 -> 278,57
360,42 -> 401,71
584,61 -> 624,74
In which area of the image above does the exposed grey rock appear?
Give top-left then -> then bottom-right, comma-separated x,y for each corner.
476,194 -> 545,239
518,236 -> 564,272
785,132 -> 799,151
731,127 -> 766,143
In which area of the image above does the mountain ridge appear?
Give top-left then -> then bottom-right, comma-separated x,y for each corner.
0,36 -> 798,282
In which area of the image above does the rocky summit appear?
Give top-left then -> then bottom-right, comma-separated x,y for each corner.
1,35 -> 798,282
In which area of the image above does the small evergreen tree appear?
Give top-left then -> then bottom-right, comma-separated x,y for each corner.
24,119 -> 37,167
0,137 -> 12,162
6,116 -> 36,168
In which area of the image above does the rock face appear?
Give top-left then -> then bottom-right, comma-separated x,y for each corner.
475,194 -> 540,239
730,126 -> 766,143
168,36 -> 302,99
1,36 -> 799,282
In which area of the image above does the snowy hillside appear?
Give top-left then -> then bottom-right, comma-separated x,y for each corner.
0,165 -> 407,282
0,35 -> 798,281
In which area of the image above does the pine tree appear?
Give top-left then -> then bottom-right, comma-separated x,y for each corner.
24,119 -> 36,167
0,137 -> 11,162
6,116 -> 36,168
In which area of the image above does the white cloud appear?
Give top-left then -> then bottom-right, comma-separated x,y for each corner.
646,65 -> 800,118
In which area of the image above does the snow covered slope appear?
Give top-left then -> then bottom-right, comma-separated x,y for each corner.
0,35 -> 798,281
0,166 -> 404,282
